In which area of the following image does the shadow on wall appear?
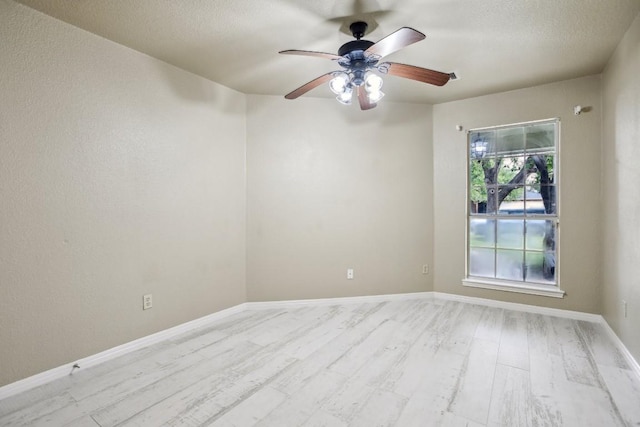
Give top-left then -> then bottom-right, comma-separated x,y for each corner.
247,94 -> 431,130
154,51 -> 245,114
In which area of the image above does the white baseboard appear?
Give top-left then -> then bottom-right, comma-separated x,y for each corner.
0,303 -> 247,401
244,291 -> 433,310
598,318 -> 640,380
1,291 -> 638,401
432,292 -> 602,322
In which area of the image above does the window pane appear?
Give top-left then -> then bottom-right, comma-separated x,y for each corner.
498,186 -> 525,214
470,198 -> 487,214
527,220 -> 556,251
525,251 -> 555,284
528,184 -> 556,215
496,249 -> 524,281
525,220 -> 545,250
497,219 -> 524,249
469,159 -> 487,214
498,156 -> 525,185
524,155 -> 554,187
469,248 -> 495,278
524,189 -> 546,215
545,155 -> 555,182
497,127 -> 524,157
540,184 -> 556,214
469,130 -> 496,160
470,219 -> 495,248
486,184 -> 499,214
525,219 -> 556,284
526,122 -> 555,153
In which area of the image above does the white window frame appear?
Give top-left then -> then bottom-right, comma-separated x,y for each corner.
463,118 -> 565,298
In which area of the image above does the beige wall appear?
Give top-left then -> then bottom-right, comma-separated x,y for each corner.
0,1 -> 247,386
246,95 -> 434,301
433,76 -> 603,313
602,13 -> 640,364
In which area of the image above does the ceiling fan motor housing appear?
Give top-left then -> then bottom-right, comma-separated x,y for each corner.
338,39 -> 375,57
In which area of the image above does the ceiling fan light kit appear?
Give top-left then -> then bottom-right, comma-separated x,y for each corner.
329,70 -> 384,105
280,21 -> 451,110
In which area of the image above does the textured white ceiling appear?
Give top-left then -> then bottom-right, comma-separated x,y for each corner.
15,0 -> 640,104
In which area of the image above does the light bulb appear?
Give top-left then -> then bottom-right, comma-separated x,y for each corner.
368,89 -> 385,103
336,87 -> 353,105
329,73 -> 349,95
365,73 -> 383,92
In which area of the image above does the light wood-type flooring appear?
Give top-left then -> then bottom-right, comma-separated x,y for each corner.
1,298 -> 639,426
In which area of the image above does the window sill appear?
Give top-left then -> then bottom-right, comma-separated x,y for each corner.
462,277 -> 565,298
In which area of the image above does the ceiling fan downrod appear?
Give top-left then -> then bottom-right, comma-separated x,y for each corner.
338,22 -> 375,57
350,21 -> 368,40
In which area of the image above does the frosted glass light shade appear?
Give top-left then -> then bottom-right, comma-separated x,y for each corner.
336,87 -> 353,105
368,89 -> 384,103
329,73 -> 349,94
365,73 -> 383,91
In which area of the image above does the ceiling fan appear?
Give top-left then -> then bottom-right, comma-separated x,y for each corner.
280,21 -> 453,110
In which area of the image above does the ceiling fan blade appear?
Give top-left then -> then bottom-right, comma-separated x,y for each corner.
385,62 -> 451,86
279,50 -> 343,61
365,27 -> 425,59
357,86 -> 377,110
284,73 -> 334,99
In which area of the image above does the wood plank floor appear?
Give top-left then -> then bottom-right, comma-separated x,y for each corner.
1,298 -> 639,426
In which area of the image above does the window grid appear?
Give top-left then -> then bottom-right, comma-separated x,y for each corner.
467,119 -> 559,287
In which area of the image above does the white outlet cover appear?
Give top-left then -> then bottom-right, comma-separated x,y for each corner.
143,294 -> 153,310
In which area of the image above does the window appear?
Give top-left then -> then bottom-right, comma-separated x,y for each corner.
464,119 -> 563,297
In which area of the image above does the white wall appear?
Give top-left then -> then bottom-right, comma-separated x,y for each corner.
433,76 -> 603,313
602,13 -> 640,364
246,95 -> 434,301
0,0 -> 247,387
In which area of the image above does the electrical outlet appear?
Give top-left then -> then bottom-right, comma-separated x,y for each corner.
623,300 -> 627,318
422,264 -> 429,275
143,294 -> 153,310
347,268 -> 354,280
